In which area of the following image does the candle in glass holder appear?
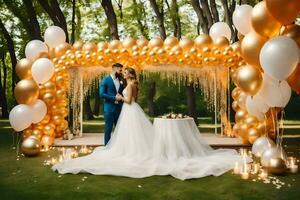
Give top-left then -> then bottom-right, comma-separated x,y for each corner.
51,158 -> 57,165
241,172 -> 249,180
287,157 -> 298,173
252,163 -> 260,174
233,162 -> 240,174
259,169 -> 268,179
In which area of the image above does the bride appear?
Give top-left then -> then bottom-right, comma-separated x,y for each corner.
53,67 -> 246,180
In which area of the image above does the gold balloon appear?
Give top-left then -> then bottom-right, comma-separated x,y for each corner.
179,38 -> 194,50
238,123 -> 249,139
235,109 -> 248,123
148,38 -> 163,48
122,38 -> 136,48
42,92 -> 56,106
231,41 -> 241,56
40,135 -> 54,146
251,1 -> 281,38
287,64 -> 300,94
38,52 -> 51,59
236,65 -> 263,96
232,101 -> 240,112
73,41 -> 84,50
245,115 -> 259,128
22,128 -> 33,140
136,38 -> 148,48
14,79 -> 39,105
267,158 -> 287,174
40,114 -> 51,124
237,91 -> 247,109
16,58 -> 32,79
56,89 -> 66,100
248,128 -> 260,144
194,34 -> 213,49
266,0 -> 300,25
231,87 -> 241,100
97,41 -> 108,50
83,42 -> 97,52
214,36 -> 229,49
164,36 -> 179,48
21,135 -> 40,156
43,124 -> 55,137
232,123 -> 240,137
281,25 -> 300,48
241,31 -> 267,68
55,43 -> 71,57
256,121 -> 269,136
109,40 -> 122,50
32,129 -> 43,140
52,115 -> 63,125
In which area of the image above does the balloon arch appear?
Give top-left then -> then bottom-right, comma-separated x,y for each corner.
10,0 -> 300,162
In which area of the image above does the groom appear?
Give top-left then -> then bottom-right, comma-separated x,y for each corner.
99,63 -> 125,145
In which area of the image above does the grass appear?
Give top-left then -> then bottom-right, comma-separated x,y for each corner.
0,119 -> 300,200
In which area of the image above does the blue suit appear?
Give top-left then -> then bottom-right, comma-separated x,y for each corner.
99,76 -> 124,145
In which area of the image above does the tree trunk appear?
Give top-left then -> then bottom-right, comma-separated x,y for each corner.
220,0 -> 236,41
200,0 -> 214,29
209,0 -> 219,22
93,85 -> 100,116
50,0 -> 69,42
84,95 -> 94,120
101,0 -> 119,40
147,82 -> 156,117
0,51 -> 9,118
23,0 -> 42,40
186,85 -> 198,123
0,18 -> 17,92
38,0 -> 69,43
191,0 -> 209,34
149,0 -> 167,39
165,0 -> 181,38
132,0 -> 149,39
71,0 -> 76,44
4,0 -> 42,40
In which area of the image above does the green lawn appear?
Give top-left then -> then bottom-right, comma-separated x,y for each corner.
0,120 -> 300,200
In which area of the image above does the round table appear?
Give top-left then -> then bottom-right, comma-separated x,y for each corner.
153,117 -> 212,159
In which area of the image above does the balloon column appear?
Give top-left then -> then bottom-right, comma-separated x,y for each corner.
231,0 -> 300,174
10,26 -> 68,156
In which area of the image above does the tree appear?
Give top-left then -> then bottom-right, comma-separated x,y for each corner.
101,0 -> 119,40
209,0 -> 219,22
165,0 -> 181,38
0,46 -> 9,118
200,0 -> 213,28
4,0 -> 42,40
37,0 -> 70,42
0,18 -> 17,93
191,0 -> 209,34
132,0 -> 149,39
220,0 -> 236,41
71,0 -> 76,43
149,0 -> 167,39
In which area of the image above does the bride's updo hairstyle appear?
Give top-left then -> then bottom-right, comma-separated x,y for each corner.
125,67 -> 137,81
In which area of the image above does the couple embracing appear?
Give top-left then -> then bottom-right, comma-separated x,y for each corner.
53,63 -> 246,180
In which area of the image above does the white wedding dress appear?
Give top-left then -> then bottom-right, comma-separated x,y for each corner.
52,87 -> 247,180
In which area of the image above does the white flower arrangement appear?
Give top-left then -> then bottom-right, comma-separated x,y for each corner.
161,112 -> 190,119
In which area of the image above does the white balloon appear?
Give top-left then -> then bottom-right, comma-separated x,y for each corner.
30,99 -> 47,124
251,137 -> 275,157
233,4 -> 253,35
256,74 -> 291,108
25,40 -> 48,60
32,58 -> 55,84
260,36 -> 299,80
44,26 -> 66,48
9,105 -> 32,131
261,147 -> 287,167
209,22 -> 232,41
246,95 -> 269,120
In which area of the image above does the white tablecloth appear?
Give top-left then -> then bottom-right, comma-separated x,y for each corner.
153,118 -> 213,159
